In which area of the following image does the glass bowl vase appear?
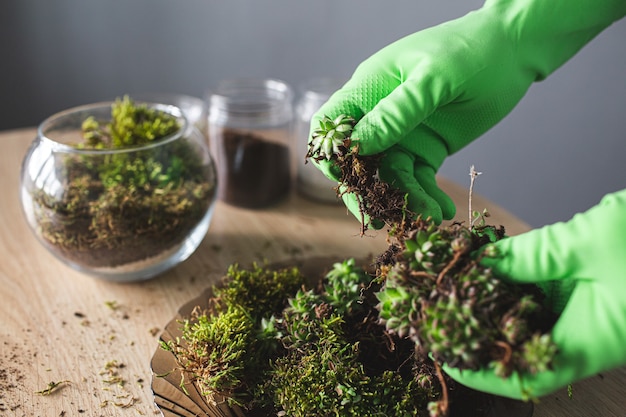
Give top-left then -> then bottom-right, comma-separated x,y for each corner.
20,101 -> 218,282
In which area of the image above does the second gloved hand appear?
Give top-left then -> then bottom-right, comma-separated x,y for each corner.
443,189 -> 626,400
311,0 -> 626,225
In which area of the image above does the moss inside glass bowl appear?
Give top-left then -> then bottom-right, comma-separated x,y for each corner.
20,96 -> 218,281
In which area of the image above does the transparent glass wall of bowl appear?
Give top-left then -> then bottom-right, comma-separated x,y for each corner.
19,102 -> 218,282
295,78 -> 346,204
208,78 -> 294,209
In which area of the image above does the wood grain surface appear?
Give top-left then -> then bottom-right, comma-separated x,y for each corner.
1,128 -> 623,416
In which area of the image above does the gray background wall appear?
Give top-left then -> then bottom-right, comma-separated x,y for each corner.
2,0 -> 625,228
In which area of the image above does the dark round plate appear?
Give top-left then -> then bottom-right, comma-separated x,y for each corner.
150,257 -> 533,417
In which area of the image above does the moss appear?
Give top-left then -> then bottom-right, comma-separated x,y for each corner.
269,341 -> 427,417
166,260 -> 441,416
214,263 -> 306,319
164,264 -> 307,410
81,95 -> 179,149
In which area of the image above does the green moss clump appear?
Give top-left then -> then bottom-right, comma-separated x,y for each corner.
270,340 -> 427,417
267,260 -> 433,416
81,95 -> 180,149
165,259 -> 442,416
214,263 -> 306,318
164,263 -> 306,410
177,306 -> 253,399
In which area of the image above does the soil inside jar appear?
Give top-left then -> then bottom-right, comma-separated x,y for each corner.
216,129 -> 291,208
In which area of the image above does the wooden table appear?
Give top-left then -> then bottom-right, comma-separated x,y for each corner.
1,128 -> 623,416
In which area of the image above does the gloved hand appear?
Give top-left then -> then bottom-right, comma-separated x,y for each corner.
311,0 -> 626,225
443,189 -> 626,400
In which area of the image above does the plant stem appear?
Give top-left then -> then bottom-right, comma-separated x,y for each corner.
469,165 -> 482,228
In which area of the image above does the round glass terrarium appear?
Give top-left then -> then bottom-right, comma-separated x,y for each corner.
20,100 -> 218,282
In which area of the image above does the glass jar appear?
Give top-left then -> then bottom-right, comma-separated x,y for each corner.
20,101 -> 218,282
208,78 -> 294,208
295,78 -> 345,204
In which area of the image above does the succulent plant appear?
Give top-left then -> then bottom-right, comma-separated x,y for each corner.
421,291 -> 490,370
322,258 -> 370,316
518,333 -> 558,375
280,289 -> 334,349
376,267 -> 423,340
308,114 -> 356,161
403,218 -> 469,274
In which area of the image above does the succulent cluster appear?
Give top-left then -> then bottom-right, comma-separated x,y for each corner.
376,218 -> 557,384
378,217 -> 557,375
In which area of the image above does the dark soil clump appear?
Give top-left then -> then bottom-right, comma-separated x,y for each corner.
334,143 -> 413,235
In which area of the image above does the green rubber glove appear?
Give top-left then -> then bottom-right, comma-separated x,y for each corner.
443,189 -> 626,400
311,0 -> 626,225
